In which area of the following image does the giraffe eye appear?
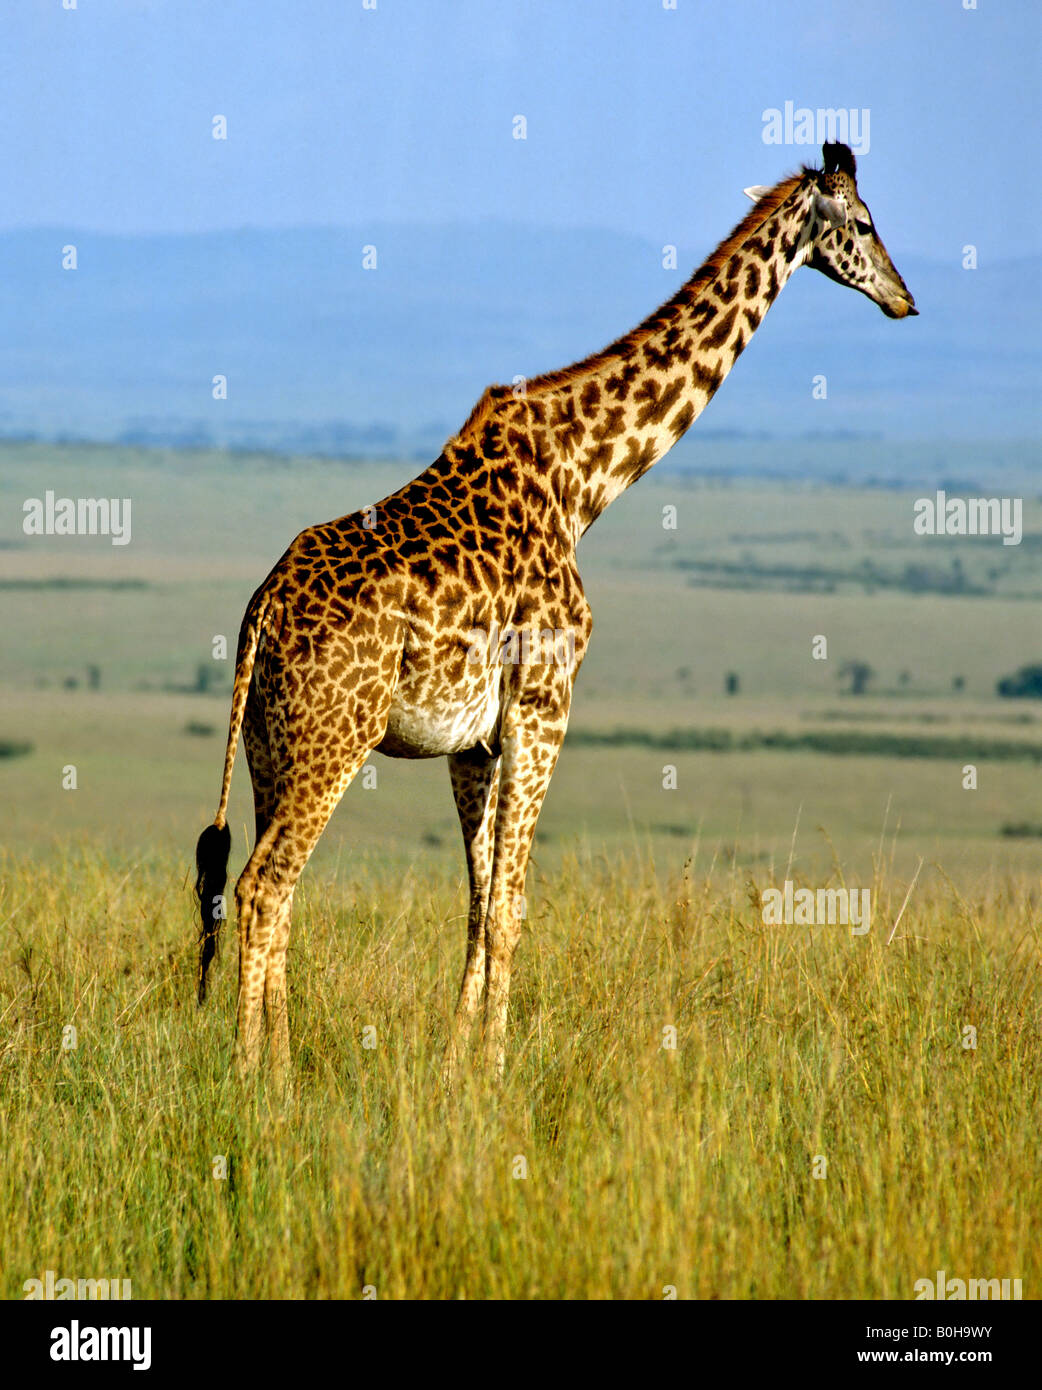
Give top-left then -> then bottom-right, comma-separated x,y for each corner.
855,219 -> 872,237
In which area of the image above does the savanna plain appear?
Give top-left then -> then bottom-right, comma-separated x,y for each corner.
1,440 -> 1039,1298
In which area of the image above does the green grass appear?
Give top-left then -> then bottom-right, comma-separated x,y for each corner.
0,845 -> 1037,1299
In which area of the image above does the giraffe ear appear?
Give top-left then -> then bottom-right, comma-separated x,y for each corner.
813,188 -> 848,228
743,185 -> 771,202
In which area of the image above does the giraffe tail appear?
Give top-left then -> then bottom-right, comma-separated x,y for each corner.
195,823 -> 231,1004
195,592 -> 270,1004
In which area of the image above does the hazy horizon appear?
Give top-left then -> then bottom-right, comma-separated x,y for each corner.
2,3 -> 1038,452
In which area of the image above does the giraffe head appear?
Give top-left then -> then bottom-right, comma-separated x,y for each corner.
804,141 -> 918,319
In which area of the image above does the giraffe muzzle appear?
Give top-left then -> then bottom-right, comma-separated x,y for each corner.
885,292 -> 918,320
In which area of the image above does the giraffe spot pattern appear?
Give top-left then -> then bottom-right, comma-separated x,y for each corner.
198,147 -> 915,1079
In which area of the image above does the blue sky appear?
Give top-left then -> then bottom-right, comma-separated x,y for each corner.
4,0 -> 1039,260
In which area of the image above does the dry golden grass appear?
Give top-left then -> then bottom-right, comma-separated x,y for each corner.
1,842 -> 1038,1299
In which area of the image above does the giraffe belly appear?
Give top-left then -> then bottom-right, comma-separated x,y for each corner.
377,669 -> 505,759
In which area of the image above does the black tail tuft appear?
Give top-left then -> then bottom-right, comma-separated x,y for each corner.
195,822 -> 232,1005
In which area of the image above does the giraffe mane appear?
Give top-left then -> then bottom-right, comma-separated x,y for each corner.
457,382 -> 514,437
455,168 -> 810,439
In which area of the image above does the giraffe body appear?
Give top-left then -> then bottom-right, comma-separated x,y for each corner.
195,141 -> 916,1077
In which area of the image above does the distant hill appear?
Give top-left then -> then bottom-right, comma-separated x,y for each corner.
1,224 -> 1038,458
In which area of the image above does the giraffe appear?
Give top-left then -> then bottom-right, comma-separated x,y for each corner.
194,141 -> 916,1079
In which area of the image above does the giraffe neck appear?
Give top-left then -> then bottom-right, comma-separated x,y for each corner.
516,176 -> 818,539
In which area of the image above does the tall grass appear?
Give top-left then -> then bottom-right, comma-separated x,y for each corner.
0,843 -> 1038,1299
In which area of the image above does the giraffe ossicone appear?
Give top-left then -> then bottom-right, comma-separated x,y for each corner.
194,140 -> 916,1079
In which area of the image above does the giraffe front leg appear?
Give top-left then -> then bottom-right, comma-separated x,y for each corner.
444,750 -> 500,1082
481,700 -> 569,1077
482,879 -> 528,1078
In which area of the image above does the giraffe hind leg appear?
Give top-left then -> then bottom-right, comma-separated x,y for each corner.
234,748 -> 374,1077
243,684 -> 276,842
262,899 -> 292,1083
243,688 -> 293,1078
